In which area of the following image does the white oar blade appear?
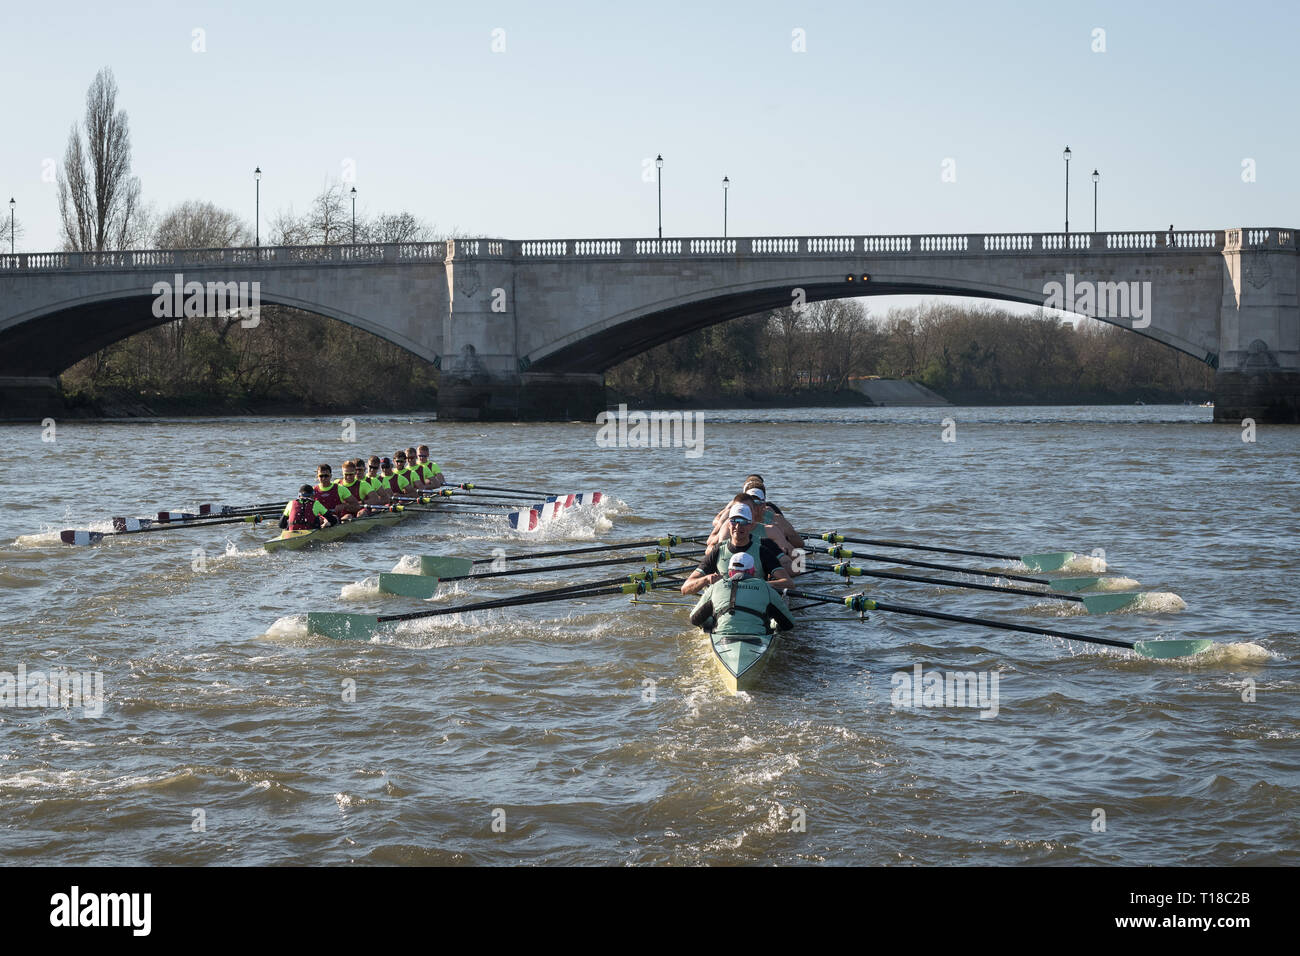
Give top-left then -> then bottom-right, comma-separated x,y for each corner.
59,530 -> 103,546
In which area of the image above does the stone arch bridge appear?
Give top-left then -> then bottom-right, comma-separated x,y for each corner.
0,227 -> 1295,421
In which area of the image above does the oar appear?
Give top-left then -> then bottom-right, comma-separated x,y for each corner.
307,569 -> 679,640
458,483 -> 558,497
809,563 -> 1154,615
61,513 -> 268,545
112,504 -> 280,531
378,548 -> 702,598
787,589 -> 1213,660
803,542 -> 1111,592
810,532 -> 1086,573
418,535 -> 700,578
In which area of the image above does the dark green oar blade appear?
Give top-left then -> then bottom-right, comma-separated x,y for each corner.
307,612 -> 380,641
1048,576 -> 1109,592
419,556 -> 473,577
1080,592 -> 1147,615
1020,551 -> 1077,572
1133,639 -> 1214,659
377,573 -> 441,598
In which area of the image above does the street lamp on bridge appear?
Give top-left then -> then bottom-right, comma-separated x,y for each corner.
254,166 -> 262,249
1062,146 -> 1071,235
7,198 -> 13,255
722,176 -> 729,238
1092,169 -> 1100,232
351,186 -> 357,244
656,154 -> 664,239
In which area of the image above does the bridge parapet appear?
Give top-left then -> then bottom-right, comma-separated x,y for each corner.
0,241 -> 449,274
9,229 -> 1292,273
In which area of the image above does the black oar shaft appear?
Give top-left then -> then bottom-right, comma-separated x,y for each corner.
89,513 -> 263,537
807,533 -> 1020,562
788,589 -> 1135,651
809,563 -> 1083,603
470,536 -> 701,565
461,483 -> 553,497
805,544 -> 1050,585
377,570 -> 677,623
446,551 -> 701,582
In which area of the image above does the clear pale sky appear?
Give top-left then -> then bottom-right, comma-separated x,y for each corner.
2,0 -> 1294,254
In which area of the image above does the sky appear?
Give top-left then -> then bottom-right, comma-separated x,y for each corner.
2,0 -> 1295,255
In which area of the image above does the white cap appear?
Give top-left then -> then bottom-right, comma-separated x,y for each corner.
727,552 -> 755,576
727,503 -> 753,523
747,487 -> 766,502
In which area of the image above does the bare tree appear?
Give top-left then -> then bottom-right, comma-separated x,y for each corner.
154,200 -> 250,249
363,211 -> 436,244
57,68 -> 147,251
0,211 -> 23,252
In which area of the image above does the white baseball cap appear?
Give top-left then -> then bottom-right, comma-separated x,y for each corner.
747,487 -> 766,502
727,503 -> 753,523
727,552 -> 755,577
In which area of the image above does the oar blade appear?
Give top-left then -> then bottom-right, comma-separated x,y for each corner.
419,556 -> 474,578
377,573 -> 441,599
1132,639 -> 1214,660
306,612 -> 380,641
59,530 -> 103,546
1020,551 -> 1076,572
1049,576 -> 1106,592
1080,592 -> 1145,615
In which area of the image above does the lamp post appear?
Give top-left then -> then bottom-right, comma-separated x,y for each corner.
722,176 -> 729,238
1091,169 -> 1099,232
1062,146 -> 1071,235
656,154 -> 663,239
254,167 -> 262,248
350,186 -> 357,244
7,198 -> 13,255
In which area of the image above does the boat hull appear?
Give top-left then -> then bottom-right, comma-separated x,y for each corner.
709,627 -> 782,693
263,511 -> 408,552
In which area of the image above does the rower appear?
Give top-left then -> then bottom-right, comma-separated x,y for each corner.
280,484 -> 335,531
381,456 -> 412,500
681,502 -> 790,595
416,444 -> 445,489
743,480 -> 800,550
688,551 -> 795,641
402,446 -> 426,493
335,460 -> 366,520
361,456 -> 390,508
706,491 -> 797,556
313,464 -> 346,519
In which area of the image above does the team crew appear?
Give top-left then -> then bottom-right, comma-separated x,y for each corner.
278,441 -> 448,527
682,502 -> 792,595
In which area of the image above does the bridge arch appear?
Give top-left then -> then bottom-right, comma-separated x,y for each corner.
525,272 -> 1214,372
0,287 -> 439,379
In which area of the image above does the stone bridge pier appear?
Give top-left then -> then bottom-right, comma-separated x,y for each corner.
438,240 -> 604,421
1215,229 -> 1300,423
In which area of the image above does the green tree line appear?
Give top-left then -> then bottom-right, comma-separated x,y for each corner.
605,300 -> 1215,405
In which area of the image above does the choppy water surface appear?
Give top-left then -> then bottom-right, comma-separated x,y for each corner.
0,405 -> 1296,865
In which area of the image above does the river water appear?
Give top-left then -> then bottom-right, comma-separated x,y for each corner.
0,406 -> 1295,865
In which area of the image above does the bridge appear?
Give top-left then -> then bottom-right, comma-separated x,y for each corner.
1,227 -> 1296,422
